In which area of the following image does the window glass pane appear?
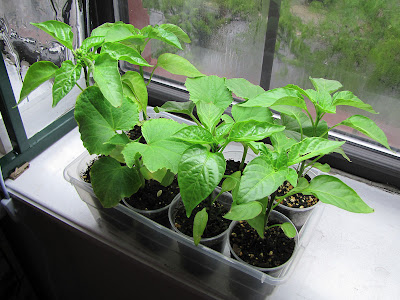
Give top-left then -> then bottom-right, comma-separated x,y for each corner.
272,0 -> 400,152
0,0 -> 85,138
118,0 -> 268,85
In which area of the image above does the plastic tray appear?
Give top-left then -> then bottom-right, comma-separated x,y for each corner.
63,109 -> 324,300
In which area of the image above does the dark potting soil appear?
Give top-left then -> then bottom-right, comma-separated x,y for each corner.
276,180 -> 319,209
174,200 -> 231,239
81,157 -> 99,183
124,178 -> 179,211
219,159 -> 245,186
230,221 -> 295,269
127,125 -> 146,143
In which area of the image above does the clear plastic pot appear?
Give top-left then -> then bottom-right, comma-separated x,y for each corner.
274,167 -> 320,230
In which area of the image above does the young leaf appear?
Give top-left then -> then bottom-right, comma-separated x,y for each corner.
312,162 -> 331,173
104,23 -> 136,43
303,175 -> 374,213
74,86 -> 139,155
332,91 -> 377,114
93,53 -> 123,107
52,60 -> 81,107
140,166 -> 175,187
196,102 -> 225,130
193,208 -> 208,246
306,89 -> 336,114
178,145 -> 226,217
144,26 -> 183,49
90,156 -> 142,208
246,197 -> 269,238
231,105 -> 273,123
236,156 -> 287,204
221,171 -> 241,193
101,42 -> 152,67
19,61 -> 58,103
32,20 -> 74,50
122,71 -> 148,112
280,222 -> 297,238
240,87 -> 306,111
287,137 -> 345,165
224,202 -> 263,221
185,76 -> 233,109
154,101 -> 195,116
309,77 -> 343,94
81,36 -> 105,52
159,24 -> 191,43
122,119 -> 189,173
173,126 -> 216,145
91,23 -> 117,37
338,115 -> 391,150
157,53 -> 203,77
228,120 -> 285,143
286,168 -> 298,188
270,131 -> 297,152
225,78 -> 265,100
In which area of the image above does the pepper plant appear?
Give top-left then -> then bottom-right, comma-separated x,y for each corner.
18,20 -> 204,207
155,75 -> 287,244
223,77 -> 392,238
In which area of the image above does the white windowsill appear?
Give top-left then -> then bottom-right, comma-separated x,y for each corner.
4,127 -> 400,300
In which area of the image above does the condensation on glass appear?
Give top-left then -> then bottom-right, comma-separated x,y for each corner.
117,0 -> 269,85
270,0 -> 400,151
0,0 -> 85,138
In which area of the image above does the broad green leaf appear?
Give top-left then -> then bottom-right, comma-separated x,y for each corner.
221,171 -> 241,193
101,42 -> 152,67
306,89 -> 336,114
270,131 -> 297,152
280,222 -> 297,238
338,115 -> 391,150
173,126 -> 216,144
221,114 -> 235,124
196,102 -> 225,130
193,208 -> 208,246
122,119 -> 189,173
279,109 -> 329,138
228,121 -> 285,143
285,84 -> 311,99
225,78 -> 265,100
93,53 -> 123,107
224,202 -> 263,221
303,175 -> 374,213
240,87 -> 306,111
236,156 -> 287,204
286,168 -> 298,187
332,91 -> 377,114
215,122 -> 234,144
104,24 -> 136,43
231,105 -> 273,123
143,25 -> 182,49
154,101 -> 195,116
312,162 -> 331,173
32,21 -> 73,49
287,137 -> 345,165
74,86 -> 139,155
309,77 -> 342,94
334,147 -> 351,162
19,61 -> 58,102
140,166 -> 175,186
81,36 -> 105,51
246,197 -> 269,238
91,23 -> 116,37
106,133 -> 131,145
178,145 -> 226,216
185,76 -> 233,109
52,60 -> 81,107
122,71 -> 148,112
91,156 -> 142,208
159,24 -> 191,43
157,53 -> 203,77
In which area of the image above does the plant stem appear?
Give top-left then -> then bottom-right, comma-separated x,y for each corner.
134,156 -> 145,188
139,66 -> 144,79
75,82 -> 84,92
239,144 -> 248,172
146,65 -> 158,86
189,113 -> 202,126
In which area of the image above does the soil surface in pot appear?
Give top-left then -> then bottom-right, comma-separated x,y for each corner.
219,159 -> 245,186
127,125 -> 145,143
230,221 -> 295,268
174,201 -> 231,238
276,180 -> 319,209
124,178 -> 179,210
